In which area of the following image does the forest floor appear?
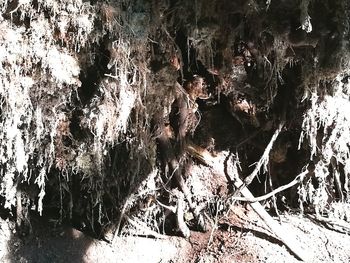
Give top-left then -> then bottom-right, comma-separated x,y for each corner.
0,206 -> 349,263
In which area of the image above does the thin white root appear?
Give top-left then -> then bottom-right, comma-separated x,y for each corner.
176,191 -> 191,238
231,171 -> 308,203
125,215 -> 168,239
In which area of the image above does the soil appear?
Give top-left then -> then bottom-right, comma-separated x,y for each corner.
3,148 -> 348,263
1,209 -> 349,263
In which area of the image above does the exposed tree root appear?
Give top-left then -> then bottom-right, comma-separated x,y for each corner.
231,171 -> 308,203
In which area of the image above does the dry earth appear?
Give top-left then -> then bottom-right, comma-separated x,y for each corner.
0,209 -> 349,263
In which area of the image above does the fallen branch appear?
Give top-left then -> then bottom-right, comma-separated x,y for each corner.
186,143 -> 309,262
307,214 -> 350,235
231,171 -> 308,203
233,122 -> 284,197
230,177 -> 308,261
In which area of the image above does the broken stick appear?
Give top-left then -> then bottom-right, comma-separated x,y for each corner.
231,171 -> 307,203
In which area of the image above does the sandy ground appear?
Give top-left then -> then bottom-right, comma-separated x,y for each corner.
0,209 -> 349,263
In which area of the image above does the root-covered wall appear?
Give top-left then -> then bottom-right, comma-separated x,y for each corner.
0,0 -> 350,237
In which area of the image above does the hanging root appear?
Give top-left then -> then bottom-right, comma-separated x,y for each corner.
157,122 -> 207,236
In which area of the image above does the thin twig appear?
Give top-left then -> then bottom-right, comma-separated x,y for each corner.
230,171 -> 307,203
307,214 -> 350,235
156,199 -> 177,213
207,200 -> 221,247
234,129 -> 262,148
112,197 -> 132,245
124,215 -> 168,239
231,122 -> 284,198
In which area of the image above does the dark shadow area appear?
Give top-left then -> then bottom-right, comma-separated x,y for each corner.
77,36 -> 111,105
193,104 -> 243,151
105,137 -> 155,234
7,215 -> 94,263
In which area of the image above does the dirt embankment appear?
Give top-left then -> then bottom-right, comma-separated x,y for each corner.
0,1 -> 350,262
